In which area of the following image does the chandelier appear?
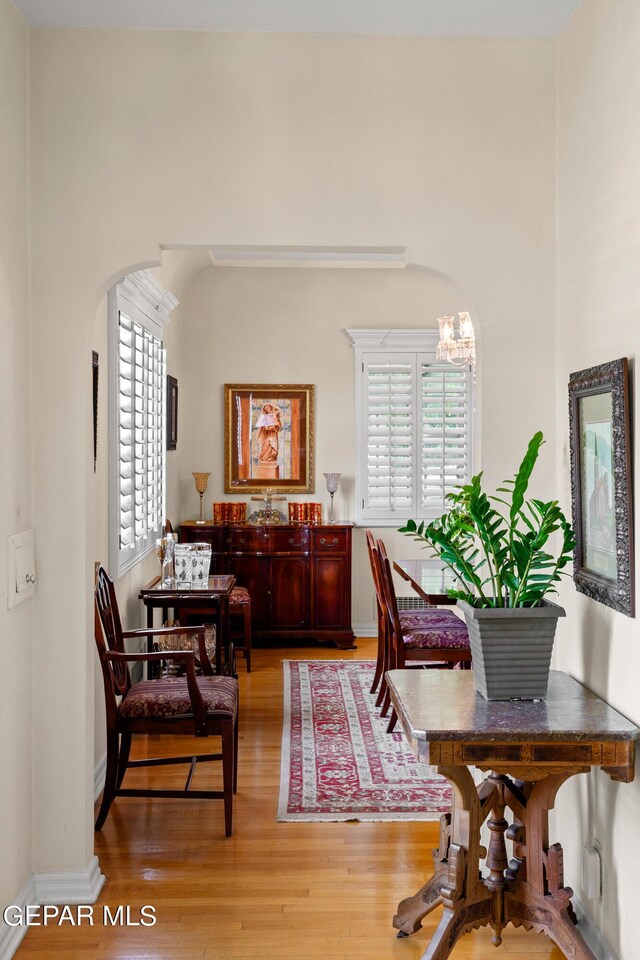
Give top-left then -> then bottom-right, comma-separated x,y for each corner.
436,312 -> 476,366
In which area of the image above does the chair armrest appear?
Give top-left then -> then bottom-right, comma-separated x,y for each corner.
104,651 -> 209,736
122,626 -> 207,639
122,625 -> 215,676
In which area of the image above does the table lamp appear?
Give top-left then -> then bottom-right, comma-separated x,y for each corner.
192,471 -> 211,523
323,472 -> 341,523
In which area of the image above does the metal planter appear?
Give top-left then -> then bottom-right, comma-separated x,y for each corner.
457,599 -> 566,701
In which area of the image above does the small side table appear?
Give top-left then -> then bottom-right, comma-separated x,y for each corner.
387,669 -> 639,960
139,575 -> 237,677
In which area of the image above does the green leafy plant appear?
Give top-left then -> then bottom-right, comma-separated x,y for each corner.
400,432 -> 576,608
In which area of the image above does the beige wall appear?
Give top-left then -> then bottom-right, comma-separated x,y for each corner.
176,262 -> 551,631
24,26 -> 556,885
555,1 -> 640,954
0,0 -> 33,917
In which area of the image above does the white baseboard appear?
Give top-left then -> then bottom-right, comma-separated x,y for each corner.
34,856 -> 105,905
353,622 -> 376,638
573,895 -> 618,960
0,859 -> 105,960
94,753 -> 107,803
0,874 -> 36,960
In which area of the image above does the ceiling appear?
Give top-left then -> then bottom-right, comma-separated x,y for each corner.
13,0 -> 582,37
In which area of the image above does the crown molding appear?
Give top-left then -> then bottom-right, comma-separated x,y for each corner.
345,328 -> 439,350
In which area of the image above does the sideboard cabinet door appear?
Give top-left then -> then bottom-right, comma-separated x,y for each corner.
269,556 -> 309,629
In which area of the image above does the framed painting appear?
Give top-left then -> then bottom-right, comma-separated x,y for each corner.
167,375 -> 178,450
568,357 -> 634,616
224,383 -> 314,493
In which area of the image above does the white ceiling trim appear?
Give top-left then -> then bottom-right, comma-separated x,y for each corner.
14,0 -> 582,38
208,246 -> 407,269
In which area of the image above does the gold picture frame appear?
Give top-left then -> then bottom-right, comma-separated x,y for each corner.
224,383 -> 314,494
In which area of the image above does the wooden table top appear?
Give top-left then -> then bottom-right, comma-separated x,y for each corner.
139,575 -> 235,599
386,669 -> 640,745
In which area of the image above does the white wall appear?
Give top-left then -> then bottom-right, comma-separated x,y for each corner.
177,264 -> 475,631
0,0 -> 33,919
24,25 -> 555,889
555,1 -> 640,954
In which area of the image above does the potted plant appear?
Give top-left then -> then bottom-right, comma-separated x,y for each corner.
401,432 -> 575,700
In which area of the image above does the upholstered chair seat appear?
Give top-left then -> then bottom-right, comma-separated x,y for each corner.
399,609 -> 470,650
229,586 -> 251,606
119,675 -> 238,721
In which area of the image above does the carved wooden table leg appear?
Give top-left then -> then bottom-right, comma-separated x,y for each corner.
504,769 -> 596,960
394,814 -> 451,936
394,766 -> 493,946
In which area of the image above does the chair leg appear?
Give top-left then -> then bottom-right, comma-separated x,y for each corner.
222,723 -> 234,837
370,614 -> 384,694
386,708 -> 398,734
380,686 -> 391,718
95,731 -> 119,831
233,708 -> 239,795
242,604 -> 252,672
116,732 -> 132,789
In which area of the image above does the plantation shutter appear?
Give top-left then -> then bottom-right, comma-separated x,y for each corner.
358,345 -> 473,524
365,359 -> 414,516
420,361 -> 472,513
116,308 -> 166,563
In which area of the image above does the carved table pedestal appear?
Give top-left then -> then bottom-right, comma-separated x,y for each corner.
387,670 -> 639,960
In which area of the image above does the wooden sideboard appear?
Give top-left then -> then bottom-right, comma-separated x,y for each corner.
180,522 -> 355,649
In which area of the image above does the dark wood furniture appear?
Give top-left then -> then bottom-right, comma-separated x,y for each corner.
387,669 -> 639,960
139,574 -> 236,677
95,566 -> 239,837
392,559 -> 459,605
376,540 -> 471,731
166,519 -> 252,672
180,521 -> 355,649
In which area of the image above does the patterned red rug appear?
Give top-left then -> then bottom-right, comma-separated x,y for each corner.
277,660 -> 452,822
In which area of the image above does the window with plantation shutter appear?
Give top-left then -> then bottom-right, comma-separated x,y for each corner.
348,329 -> 474,526
109,272 -> 177,578
421,362 -> 472,514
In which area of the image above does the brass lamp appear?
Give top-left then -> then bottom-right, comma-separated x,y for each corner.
192,472 -> 211,524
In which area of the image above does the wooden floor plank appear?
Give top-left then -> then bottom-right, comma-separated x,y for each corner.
17,639 -> 565,959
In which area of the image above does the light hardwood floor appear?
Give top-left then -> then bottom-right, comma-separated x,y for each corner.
18,639 -> 564,959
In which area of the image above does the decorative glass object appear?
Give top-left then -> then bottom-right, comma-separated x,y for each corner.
436,311 -> 476,366
156,535 -> 176,587
174,543 -> 211,589
323,473 -> 341,523
249,487 -> 287,524
192,471 -> 211,523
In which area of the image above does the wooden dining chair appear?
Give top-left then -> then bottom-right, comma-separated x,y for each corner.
94,566 -> 239,836
375,538 -> 472,731
166,519 -> 252,672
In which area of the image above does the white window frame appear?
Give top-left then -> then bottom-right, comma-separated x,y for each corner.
347,328 -> 474,527
109,271 -> 178,578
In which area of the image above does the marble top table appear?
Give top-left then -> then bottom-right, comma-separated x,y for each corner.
386,669 -> 639,960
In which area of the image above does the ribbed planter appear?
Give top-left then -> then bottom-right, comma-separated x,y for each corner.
457,599 -> 566,701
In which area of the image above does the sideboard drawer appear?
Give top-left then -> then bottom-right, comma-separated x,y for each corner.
311,529 -> 349,553
179,526 -> 224,551
225,527 -> 271,552
270,527 -> 311,553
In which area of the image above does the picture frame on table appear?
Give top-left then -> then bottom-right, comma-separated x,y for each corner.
167,375 -> 178,451
568,357 -> 634,617
224,383 -> 314,494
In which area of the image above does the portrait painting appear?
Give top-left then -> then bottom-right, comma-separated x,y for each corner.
224,384 -> 314,493
568,358 -> 634,616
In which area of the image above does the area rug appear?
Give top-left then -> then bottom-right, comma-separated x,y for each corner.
277,660 -> 452,822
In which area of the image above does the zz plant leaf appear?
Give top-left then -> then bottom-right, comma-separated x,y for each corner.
399,431 -> 576,608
